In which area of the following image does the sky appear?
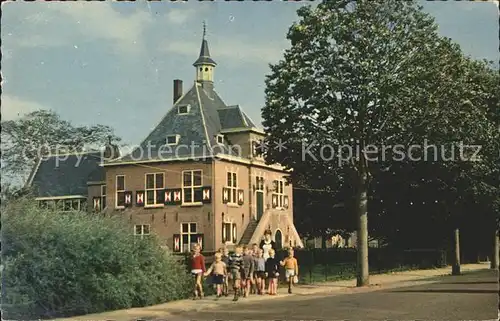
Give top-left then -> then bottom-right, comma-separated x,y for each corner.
2,0 -> 499,148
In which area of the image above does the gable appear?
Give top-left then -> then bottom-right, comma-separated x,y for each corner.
117,83 -> 243,163
119,85 -> 212,162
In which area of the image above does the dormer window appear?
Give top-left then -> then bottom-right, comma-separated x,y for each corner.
216,134 -> 224,145
166,135 -> 180,145
178,104 -> 191,115
252,140 -> 264,157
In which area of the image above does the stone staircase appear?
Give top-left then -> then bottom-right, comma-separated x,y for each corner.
239,219 -> 259,245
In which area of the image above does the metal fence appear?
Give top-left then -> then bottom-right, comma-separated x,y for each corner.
274,248 -> 449,284
177,247 -> 474,285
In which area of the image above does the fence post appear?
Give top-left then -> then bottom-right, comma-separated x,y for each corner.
309,250 -> 313,284
324,250 -> 328,281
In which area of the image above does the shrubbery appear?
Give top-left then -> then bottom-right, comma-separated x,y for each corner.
1,198 -> 192,319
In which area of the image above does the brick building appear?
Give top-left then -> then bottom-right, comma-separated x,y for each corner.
30,31 -> 303,252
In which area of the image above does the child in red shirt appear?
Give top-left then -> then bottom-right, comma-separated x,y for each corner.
191,243 -> 205,299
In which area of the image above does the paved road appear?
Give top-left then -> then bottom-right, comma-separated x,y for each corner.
167,269 -> 498,320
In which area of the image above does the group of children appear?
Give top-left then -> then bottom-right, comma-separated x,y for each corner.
190,242 -> 299,301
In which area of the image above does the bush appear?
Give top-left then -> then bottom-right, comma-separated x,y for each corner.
1,198 -> 192,319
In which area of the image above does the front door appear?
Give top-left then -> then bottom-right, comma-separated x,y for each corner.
256,191 -> 264,220
275,230 -> 283,249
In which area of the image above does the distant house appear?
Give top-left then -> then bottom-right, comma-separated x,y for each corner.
29,30 -> 304,253
302,232 -> 383,249
28,142 -> 120,211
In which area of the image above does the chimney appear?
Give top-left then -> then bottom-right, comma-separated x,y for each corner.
173,79 -> 183,104
103,136 -> 120,161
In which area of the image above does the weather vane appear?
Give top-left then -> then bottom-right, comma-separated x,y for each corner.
202,20 -> 206,39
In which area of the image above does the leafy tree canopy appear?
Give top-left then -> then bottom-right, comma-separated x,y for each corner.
1,110 -> 122,184
261,0 -> 497,283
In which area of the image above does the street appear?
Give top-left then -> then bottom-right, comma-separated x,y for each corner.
167,269 -> 498,320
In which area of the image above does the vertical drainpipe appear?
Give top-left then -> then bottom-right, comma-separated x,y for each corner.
248,163 -> 253,223
212,156 -> 216,251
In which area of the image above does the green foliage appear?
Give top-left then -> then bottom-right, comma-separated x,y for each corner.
1,198 -> 191,319
262,0 -> 498,260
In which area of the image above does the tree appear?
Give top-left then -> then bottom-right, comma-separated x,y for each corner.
262,0 -> 477,286
293,171 -> 356,242
458,58 -> 499,269
1,110 -> 122,184
370,57 -> 498,267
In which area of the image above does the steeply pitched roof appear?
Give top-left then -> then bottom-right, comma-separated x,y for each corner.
112,82 -> 265,164
109,34 -> 264,164
218,105 -> 257,130
193,39 -> 216,66
30,152 -> 104,197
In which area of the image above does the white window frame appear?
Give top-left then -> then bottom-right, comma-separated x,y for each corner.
115,175 -> 126,208
101,185 -> 107,210
182,170 -> 203,205
177,104 -> 191,115
255,175 -> 265,219
255,175 -> 265,191
39,199 -> 56,210
273,179 -> 285,209
166,135 -> 180,145
252,139 -> 264,157
180,222 -> 198,253
216,134 -> 224,145
61,199 -> 83,212
145,172 -> 165,207
134,224 -> 150,239
222,220 -> 237,245
226,171 -> 238,205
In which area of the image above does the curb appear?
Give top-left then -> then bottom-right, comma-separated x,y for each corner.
56,263 -> 492,321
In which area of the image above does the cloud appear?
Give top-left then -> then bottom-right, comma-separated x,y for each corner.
167,8 -> 198,24
3,2 -> 153,55
457,0 -> 499,11
161,37 -> 288,64
482,0 -> 499,7
1,95 -> 48,121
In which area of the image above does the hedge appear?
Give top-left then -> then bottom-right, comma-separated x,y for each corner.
1,198 -> 192,320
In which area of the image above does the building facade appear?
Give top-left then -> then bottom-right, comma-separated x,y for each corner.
30,31 -> 303,253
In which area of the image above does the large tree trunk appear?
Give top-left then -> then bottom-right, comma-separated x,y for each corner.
491,229 -> 499,270
321,234 -> 327,249
355,166 -> 369,287
452,228 -> 461,275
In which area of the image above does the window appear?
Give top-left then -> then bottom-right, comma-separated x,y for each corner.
63,200 -> 72,211
39,200 -> 56,210
145,173 -> 164,206
178,104 -> 190,115
134,224 -> 150,239
273,180 -> 285,208
46,200 -> 56,210
252,139 -> 264,157
222,222 -> 237,244
166,135 -> 180,145
182,170 -> 203,204
216,134 -> 224,144
45,199 -> 82,212
80,199 -> 87,211
226,172 -> 238,204
255,176 -> 264,191
116,175 -> 126,207
181,223 -> 197,252
101,185 -> 107,210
